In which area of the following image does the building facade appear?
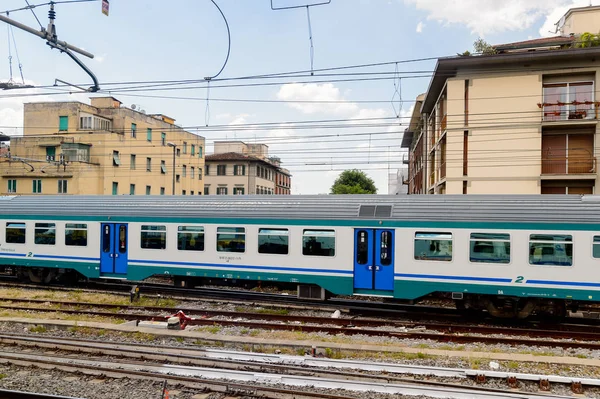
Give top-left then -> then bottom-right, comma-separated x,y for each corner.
0,97 -> 205,195
204,141 -> 292,195
402,7 -> 600,195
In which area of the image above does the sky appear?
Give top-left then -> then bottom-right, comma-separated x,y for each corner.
0,0 -> 597,194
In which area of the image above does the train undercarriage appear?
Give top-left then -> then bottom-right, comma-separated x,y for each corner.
453,293 -> 574,319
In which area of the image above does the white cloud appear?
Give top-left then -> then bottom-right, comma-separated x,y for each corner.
276,83 -> 359,115
94,53 -> 107,63
416,21 -> 425,33
405,0 -> 567,36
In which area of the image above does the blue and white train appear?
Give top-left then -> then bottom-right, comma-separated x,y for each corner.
1,194 -> 600,318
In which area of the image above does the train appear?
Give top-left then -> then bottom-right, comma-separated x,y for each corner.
0,194 -> 599,318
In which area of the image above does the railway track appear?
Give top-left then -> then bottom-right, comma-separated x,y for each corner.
2,296 -> 600,350
0,334 -> 591,398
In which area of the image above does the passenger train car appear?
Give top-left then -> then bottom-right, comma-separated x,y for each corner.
1,194 -> 600,318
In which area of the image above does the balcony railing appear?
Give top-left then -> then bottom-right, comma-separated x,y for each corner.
540,101 -> 599,122
441,114 -> 447,132
541,156 -> 597,175
439,162 -> 446,179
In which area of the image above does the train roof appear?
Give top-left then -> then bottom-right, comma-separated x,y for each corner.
0,195 -> 600,224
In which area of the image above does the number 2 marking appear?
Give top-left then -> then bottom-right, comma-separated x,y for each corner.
515,276 -> 524,283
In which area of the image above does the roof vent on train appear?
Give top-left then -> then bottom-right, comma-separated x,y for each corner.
358,204 -> 393,218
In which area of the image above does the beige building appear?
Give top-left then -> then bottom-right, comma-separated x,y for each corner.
1,97 -> 205,195
403,6 -> 600,195
204,141 -> 291,195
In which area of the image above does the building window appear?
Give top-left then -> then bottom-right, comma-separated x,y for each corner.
258,228 -> 289,255
160,187 -> 165,195
543,81 -> 595,121
217,165 -> 226,176
161,160 -> 167,174
234,165 -> 246,176
131,123 -> 137,138
130,154 -> 136,170
190,167 -> 195,179
198,146 -> 203,157
35,223 -> 55,245
469,233 -> 510,264
7,179 -> 16,193
146,185 -> 151,195
141,225 -> 166,249
414,232 -> 452,261
233,187 -> 244,195
112,181 -> 118,195
529,234 -> 572,266
176,174 -> 180,183
113,151 -> 121,166
147,128 -> 152,142
176,148 -> 181,157
217,227 -> 245,253
65,223 -> 87,246
191,191 -> 194,195
216,187 -> 227,195
32,179 -> 41,194
191,144 -> 195,156
182,165 -> 187,177
594,236 -> 600,259
161,132 -> 166,146
183,142 -> 187,154
198,168 -> 203,180
6,222 -> 25,244
46,147 -> 56,161
146,157 -> 152,172
204,186 -> 209,195
182,190 -> 186,195
302,230 -> 335,257
178,226 -> 204,251
59,116 -> 68,131
130,184 -> 135,195
58,180 -> 67,194
205,165 -> 210,176
80,116 -> 92,129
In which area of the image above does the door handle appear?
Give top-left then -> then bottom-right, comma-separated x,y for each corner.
368,266 -> 373,271
375,266 -> 381,271
109,254 -> 113,258
115,254 -> 119,258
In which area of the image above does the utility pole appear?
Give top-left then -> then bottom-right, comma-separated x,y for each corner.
0,2 -> 99,92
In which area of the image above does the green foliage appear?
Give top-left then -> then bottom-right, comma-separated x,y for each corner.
330,169 -> 377,194
29,325 -> 47,333
460,38 -> 496,56
576,32 -> 600,48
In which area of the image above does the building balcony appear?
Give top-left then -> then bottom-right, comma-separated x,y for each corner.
540,102 -> 599,123
541,156 -> 596,176
439,162 -> 446,179
440,114 -> 447,132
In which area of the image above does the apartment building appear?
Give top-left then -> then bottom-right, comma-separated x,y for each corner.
204,141 -> 292,195
0,97 -> 205,195
402,6 -> 600,195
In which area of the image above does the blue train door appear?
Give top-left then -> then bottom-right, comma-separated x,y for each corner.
100,223 -> 129,275
353,229 -> 394,291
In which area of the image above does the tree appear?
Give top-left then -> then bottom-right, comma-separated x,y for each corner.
330,169 -> 377,194
459,38 -> 496,56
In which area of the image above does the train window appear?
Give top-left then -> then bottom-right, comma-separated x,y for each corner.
529,234 -> 572,266
102,225 -> 111,252
34,223 -> 56,245
414,232 -> 452,261
258,228 -> 289,255
118,225 -> 127,253
217,227 -> 245,253
469,233 -> 510,264
6,222 -> 26,244
302,230 -> 335,257
141,225 -> 166,249
356,230 -> 369,265
594,236 -> 600,259
178,226 -> 205,251
380,231 -> 392,266
65,224 -> 87,247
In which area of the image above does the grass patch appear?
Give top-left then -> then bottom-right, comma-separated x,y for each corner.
199,325 -> 222,334
29,325 -> 47,333
255,308 -> 289,316
175,337 -> 184,343
507,361 -> 519,370
0,373 -> 6,379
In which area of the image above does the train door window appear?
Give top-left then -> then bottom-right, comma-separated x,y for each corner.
414,232 -> 452,261
380,231 -> 392,266
178,226 -> 205,251
141,225 -> 166,249
118,225 -> 127,253
102,225 -> 111,252
65,224 -> 87,246
529,234 -> 572,266
469,233 -> 510,264
258,228 -> 289,255
6,222 -> 26,244
594,236 -> 600,259
302,230 -> 335,257
34,223 -> 56,245
356,230 -> 369,264
217,227 -> 245,253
